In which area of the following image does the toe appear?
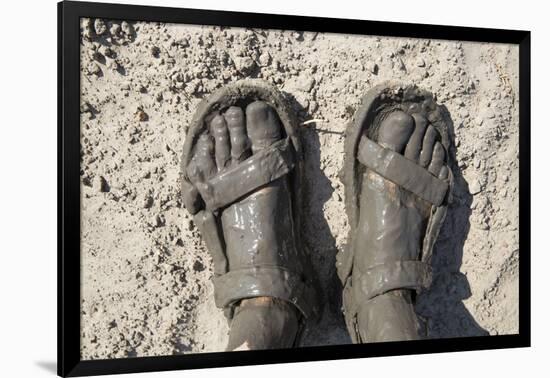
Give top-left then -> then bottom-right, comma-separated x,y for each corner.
428,142 -> 446,176
224,106 -> 250,164
211,114 -> 231,171
438,165 -> 449,180
245,101 -> 282,153
418,125 -> 438,167
186,159 -> 203,184
377,111 -> 414,153
194,133 -> 217,179
404,113 -> 428,162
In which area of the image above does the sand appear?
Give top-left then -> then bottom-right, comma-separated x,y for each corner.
78,18 -> 519,359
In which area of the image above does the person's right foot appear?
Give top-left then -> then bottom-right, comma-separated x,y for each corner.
186,100 -> 302,350
352,107 -> 450,342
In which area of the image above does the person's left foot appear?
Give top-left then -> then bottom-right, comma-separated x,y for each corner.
339,85 -> 453,343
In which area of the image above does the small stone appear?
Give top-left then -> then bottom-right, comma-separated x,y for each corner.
417,58 -> 426,67
100,46 -> 115,58
86,62 -> 101,76
459,108 -> 469,118
142,195 -> 153,209
93,175 -> 109,193
470,180 -> 482,195
107,59 -> 120,72
152,214 -> 165,227
110,23 -> 121,37
89,49 -> 103,62
80,102 -> 92,114
151,46 -> 161,58
258,51 -> 271,67
233,56 -> 256,74
135,108 -> 148,122
298,77 -> 315,92
292,31 -> 303,41
175,38 -> 189,48
121,21 -> 133,36
94,19 -> 107,36
82,19 -> 94,41
193,260 -> 205,272
368,62 -> 379,75
482,108 -> 496,119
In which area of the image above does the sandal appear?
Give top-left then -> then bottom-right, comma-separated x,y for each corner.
180,79 -> 319,343
337,83 -> 454,342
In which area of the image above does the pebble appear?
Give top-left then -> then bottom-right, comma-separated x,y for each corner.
152,214 -> 165,227
110,24 -> 121,37
151,46 -> 161,58
368,62 -> 379,74
193,260 -> 205,272
142,195 -> 153,209
121,21 -> 133,36
100,46 -> 115,58
82,19 -> 94,41
175,38 -> 189,48
94,19 -> 107,36
80,102 -> 93,114
135,108 -> 149,122
482,108 -> 496,119
258,51 -> 271,67
297,76 -> 315,92
107,59 -> 120,72
292,31 -> 303,41
93,175 -> 109,193
86,62 -> 102,76
470,180 -> 482,195
233,56 -> 256,74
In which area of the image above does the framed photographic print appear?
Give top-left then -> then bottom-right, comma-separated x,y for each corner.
58,0 -> 530,376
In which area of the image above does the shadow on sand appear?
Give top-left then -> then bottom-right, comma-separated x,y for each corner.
415,106 -> 489,338
283,92 -> 352,346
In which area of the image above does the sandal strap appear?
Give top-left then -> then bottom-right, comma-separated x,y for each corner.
213,266 -> 318,320
357,136 -> 449,206
199,138 -> 295,211
353,261 -> 433,301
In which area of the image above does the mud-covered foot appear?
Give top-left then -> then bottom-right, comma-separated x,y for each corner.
187,101 -> 301,350
353,109 -> 450,342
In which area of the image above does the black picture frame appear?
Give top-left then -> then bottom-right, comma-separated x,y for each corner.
58,1 -> 531,376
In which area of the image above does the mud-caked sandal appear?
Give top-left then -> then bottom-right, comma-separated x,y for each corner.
180,80 -> 319,348
337,83 -> 454,342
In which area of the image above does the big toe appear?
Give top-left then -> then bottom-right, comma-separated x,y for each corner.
377,111 -> 415,153
245,101 -> 283,153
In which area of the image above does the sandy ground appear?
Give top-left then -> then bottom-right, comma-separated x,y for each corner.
79,18 -> 519,360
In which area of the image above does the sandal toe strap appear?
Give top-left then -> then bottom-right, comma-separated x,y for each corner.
357,136 -> 449,206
